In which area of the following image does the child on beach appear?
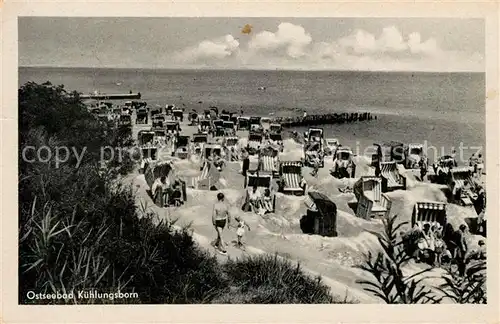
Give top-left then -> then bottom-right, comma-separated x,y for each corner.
233,216 -> 251,248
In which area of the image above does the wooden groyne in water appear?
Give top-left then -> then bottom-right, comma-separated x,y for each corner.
271,112 -> 375,127
80,92 -> 142,100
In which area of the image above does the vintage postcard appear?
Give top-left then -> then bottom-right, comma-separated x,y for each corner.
1,1 -> 499,323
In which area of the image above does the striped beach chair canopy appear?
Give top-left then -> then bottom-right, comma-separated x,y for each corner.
223,136 -> 239,146
354,176 -> 382,194
450,166 -> 473,189
335,147 -> 353,159
281,161 -> 303,174
249,132 -> 263,142
412,201 -> 447,229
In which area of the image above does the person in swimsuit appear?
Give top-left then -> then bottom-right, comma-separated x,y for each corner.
212,192 -> 231,253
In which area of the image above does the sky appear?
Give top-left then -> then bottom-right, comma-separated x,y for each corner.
19,17 -> 485,72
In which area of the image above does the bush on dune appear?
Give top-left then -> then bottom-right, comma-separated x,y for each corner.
221,254 -> 353,304
19,82 -> 226,304
355,214 -> 486,304
18,82 -> 347,304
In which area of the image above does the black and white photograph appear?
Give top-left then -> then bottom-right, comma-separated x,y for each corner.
2,2 -> 499,321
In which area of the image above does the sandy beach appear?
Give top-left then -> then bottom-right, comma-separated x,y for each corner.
126,112 -> 485,303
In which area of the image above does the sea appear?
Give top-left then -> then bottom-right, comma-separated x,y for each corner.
19,67 -> 486,163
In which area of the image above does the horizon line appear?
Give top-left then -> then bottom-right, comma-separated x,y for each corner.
18,65 -> 485,74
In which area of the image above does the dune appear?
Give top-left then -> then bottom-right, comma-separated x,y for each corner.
128,114 -> 485,304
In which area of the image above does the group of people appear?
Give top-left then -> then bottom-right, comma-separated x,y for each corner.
212,192 -> 251,254
469,153 -> 484,177
413,223 -> 485,276
414,223 -> 451,267
246,185 -> 274,216
206,151 -> 226,172
151,175 -> 184,207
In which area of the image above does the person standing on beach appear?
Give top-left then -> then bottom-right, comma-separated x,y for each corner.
419,155 -> 428,181
212,192 -> 231,254
453,224 -> 468,276
476,154 -> 484,177
241,148 -> 250,176
151,176 -> 170,207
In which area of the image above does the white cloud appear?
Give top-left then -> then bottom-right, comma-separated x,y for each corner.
172,23 -> 484,72
248,22 -> 312,58
338,29 -> 377,54
174,34 -> 239,63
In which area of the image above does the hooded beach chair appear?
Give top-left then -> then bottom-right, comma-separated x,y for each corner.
279,161 -> 306,195
190,161 -> 220,190
242,172 -> 276,213
447,166 -> 476,206
379,161 -> 407,192
258,145 -> 280,178
302,191 -> 337,237
353,176 -> 392,220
